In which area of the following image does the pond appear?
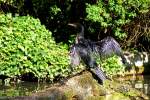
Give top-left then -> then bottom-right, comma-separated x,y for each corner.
0,74 -> 149,99
116,75 -> 150,97
0,81 -> 52,97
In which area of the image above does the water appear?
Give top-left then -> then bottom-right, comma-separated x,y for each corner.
0,81 -> 52,97
0,75 -> 150,98
116,75 -> 150,97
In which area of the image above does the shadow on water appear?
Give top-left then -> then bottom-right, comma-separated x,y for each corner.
0,81 -> 53,97
0,74 -> 150,99
116,75 -> 150,97
0,81 -> 67,100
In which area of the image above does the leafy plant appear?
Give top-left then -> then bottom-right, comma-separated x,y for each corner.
86,0 -> 150,40
98,55 -> 125,77
0,13 -> 70,81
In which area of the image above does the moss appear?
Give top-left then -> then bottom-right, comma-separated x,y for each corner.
86,92 -> 130,100
107,92 -> 130,100
103,80 -> 149,100
64,89 -> 85,100
87,96 -> 106,100
77,72 -> 95,87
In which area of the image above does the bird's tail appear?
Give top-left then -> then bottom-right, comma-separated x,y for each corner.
90,66 -> 107,83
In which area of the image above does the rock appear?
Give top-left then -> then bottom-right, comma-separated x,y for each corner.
29,71 -> 149,100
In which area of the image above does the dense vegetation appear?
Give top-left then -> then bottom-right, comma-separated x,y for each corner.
1,0 -> 150,46
0,0 -> 150,82
0,14 -> 69,82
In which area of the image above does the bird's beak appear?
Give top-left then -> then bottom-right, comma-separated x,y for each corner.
68,23 -> 77,28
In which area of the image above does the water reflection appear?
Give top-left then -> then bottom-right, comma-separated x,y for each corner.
117,75 -> 150,97
0,75 -> 150,98
0,81 -> 52,97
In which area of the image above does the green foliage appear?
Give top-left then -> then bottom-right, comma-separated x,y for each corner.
98,55 -> 125,77
1,0 -> 150,46
86,3 -> 111,28
0,0 -> 150,81
86,0 -> 150,39
0,13 -> 69,81
49,5 -> 61,17
0,0 -> 14,3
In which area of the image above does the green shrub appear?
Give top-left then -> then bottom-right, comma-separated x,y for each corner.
0,14 -> 69,81
86,0 -> 150,40
98,55 -> 125,77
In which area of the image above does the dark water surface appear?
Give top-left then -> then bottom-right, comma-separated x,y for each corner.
116,75 -> 150,97
0,81 -> 52,97
0,75 -> 150,98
